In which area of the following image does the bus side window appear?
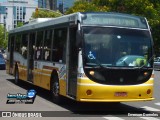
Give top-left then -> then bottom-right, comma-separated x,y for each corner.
35,31 -> 43,60
21,34 -> 28,59
15,34 -> 21,53
52,28 -> 67,63
43,30 -> 52,61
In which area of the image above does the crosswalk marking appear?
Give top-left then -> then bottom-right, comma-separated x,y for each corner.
141,106 -> 160,111
155,103 -> 160,106
103,117 -> 124,120
140,117 -> 160,120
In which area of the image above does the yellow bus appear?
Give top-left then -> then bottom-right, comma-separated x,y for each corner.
6,12 -> 155,103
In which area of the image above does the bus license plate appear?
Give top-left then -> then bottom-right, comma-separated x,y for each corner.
115,92 -> 127,97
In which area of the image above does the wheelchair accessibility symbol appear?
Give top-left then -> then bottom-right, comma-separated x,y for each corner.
88,51 -> 96,59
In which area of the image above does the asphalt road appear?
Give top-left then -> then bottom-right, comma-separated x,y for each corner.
0,70 -> 159,120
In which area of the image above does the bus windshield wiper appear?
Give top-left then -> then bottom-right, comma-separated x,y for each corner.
88,59 -> 111,69
137,55 -> 155,70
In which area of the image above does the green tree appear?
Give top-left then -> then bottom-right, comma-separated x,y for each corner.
65,1 -> 109,14
105,0 -> 160,56
31,9 -> 62,19
0,25 -> 8,49
17,21 -> 24,28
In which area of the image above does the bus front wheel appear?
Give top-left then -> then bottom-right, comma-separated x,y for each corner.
50,75 -> 62,104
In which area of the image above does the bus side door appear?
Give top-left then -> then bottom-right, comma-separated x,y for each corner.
9,36 -> 15,74
67,27 -> 78,98
27,33 -> 36,83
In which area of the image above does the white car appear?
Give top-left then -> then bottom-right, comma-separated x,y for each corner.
154,57 -> 160,70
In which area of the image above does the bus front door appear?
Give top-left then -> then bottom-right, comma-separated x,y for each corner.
9,36 -> 15,74
27,33 -> 36,83
67,27 -> 78,98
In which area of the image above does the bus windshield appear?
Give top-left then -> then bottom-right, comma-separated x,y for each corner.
82,27 -> 152,68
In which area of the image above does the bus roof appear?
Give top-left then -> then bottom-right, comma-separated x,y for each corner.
9,12 -> 148,34
9,12 -> 80,34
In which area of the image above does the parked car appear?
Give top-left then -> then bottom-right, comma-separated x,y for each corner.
0,49 -> 7,60
0,54 -> 6,70
154,57 -> 160,70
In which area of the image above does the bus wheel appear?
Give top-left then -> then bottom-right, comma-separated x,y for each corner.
51,76 -> 62,104
15,67 -> 19,84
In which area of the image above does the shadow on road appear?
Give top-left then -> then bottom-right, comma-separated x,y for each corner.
6,78 -> 158,117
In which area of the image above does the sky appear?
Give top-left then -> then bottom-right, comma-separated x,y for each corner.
0,0 -> 6,3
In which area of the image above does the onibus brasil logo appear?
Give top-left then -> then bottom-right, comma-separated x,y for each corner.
6,89 -> 36,104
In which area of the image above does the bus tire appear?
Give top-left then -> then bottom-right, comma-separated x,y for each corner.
50,74 -> 62,104
15,67 -> 19,84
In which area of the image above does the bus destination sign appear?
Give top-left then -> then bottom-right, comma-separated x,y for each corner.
82,13 -> 147,29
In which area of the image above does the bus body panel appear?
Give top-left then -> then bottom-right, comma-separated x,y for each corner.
33,68 -> 43,87
59,79 -> 67,96
18,64 -> 27,81
76,77 -> 154,102
41,68 -> 52,90
6,60 -> 10,74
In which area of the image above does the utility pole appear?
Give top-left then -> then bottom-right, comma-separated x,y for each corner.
12,0 -> 14,29
59,0 -> 64,14
62,0 -> 64,14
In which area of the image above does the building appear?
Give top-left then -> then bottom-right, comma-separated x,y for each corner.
38,0 -> 47,8
38,0 -> 56,10
55,0 -> 75,12
0,0 -> 37,31
33,0 -> 76,13
38,0 -> 76,13
0,0 -> 76,31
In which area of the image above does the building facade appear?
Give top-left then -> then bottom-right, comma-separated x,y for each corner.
38,0 -> 76,13
0,0 -> 76,31
0,0 -> 37,31
53,0 -> 75,12
38,0 -> 46,8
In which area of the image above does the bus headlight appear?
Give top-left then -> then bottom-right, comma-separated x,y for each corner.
89,71 -> 105,81
89,71 -> 94,75
137,71 -> 149,81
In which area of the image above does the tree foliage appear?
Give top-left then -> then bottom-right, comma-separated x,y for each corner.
17,22 -> 24,28
0,25 -> 8,49
66,0 -> 160,56
31,9 -> 62,19
65,1 -> 109,14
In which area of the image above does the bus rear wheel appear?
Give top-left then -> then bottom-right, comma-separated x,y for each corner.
15,67 -> 19,84
50,76 -> 62,104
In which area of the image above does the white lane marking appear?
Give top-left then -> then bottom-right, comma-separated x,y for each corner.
140,117 -> 160,120
141,106 -> 160,111
103,117 -> 125,120
155,103 -> 160,106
